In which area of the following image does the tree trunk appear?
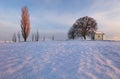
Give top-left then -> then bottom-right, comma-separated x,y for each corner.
24,38 -> 27,42
83,35 -> 86,40
73,35 -> 74,40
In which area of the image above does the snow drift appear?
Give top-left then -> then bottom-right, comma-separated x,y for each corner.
0,41 -> 120,79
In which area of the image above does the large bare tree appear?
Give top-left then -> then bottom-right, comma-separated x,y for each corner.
68,16 -> 97,40
21,6 -> 30,42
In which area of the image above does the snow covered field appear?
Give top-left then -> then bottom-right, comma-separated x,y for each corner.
0,41 -> 120,79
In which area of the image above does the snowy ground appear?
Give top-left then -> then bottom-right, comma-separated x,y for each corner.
0,41 -> 120,79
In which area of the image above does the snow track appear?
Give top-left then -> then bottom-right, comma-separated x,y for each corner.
0,41 -> 120,79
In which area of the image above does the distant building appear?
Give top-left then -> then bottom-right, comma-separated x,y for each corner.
95,31 -> 104,40
91,31 -> 104,40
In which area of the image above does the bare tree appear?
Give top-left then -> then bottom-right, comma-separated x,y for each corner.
12,33 -> 17,42
68,16 -> 97,40
43,36 -> 45,41
32,33 -> 34,41
35,31 -> 39,41
52,35 -> 54,40
21,6 -> 30,42
68,27 -> 75,40
17,32 -> 20,42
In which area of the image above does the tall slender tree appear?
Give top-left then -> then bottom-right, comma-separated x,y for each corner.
17,32 -> 20,42
43,36 -> 45,41
52,35 -> 54,40
35,31 -> 39,41
21,6 -> 30,42
12,33 -> 17,42
32,33 -> 34,41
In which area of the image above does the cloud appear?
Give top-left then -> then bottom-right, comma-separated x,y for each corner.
44,0 -> 61,3
0,8 -> 21,40
87,0 -> 120,40
41,12 -> 76,26
30,11 -> 78,30
0,0 -> 120,40
31,0 -> 120,40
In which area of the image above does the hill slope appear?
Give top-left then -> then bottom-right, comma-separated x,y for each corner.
0,41 -> 120,79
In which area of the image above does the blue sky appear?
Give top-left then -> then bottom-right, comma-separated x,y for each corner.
0,0 -> 120,41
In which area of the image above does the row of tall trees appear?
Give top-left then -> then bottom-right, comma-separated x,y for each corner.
12,6 -> 30,42
15,6 -> 55,42
12,32 -> 20,42
12,32 -> 38,42
12,32 -> 54,42
31,31 -> 39,41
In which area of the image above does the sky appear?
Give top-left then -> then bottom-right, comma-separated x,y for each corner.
0,0 -> 120,41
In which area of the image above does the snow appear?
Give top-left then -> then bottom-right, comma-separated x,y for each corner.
95,31 -> 104,35
0,41 -> 120,79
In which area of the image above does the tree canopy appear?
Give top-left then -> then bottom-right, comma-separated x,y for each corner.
21,6 -> 30,42
68,16 -> 97,40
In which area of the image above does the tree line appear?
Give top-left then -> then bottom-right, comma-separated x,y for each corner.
12,6 -> 97,42
12,6 -> 55,42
